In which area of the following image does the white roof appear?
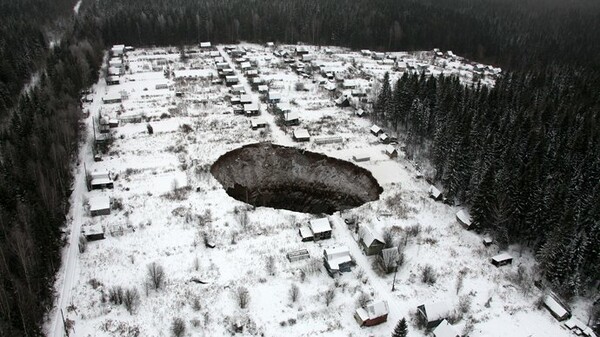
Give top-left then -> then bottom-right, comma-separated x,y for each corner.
385,145 -> 397,154
583,327 -> 598,337
564,317 -> 585,330
492,253 -> 513,263
244,103 -> 259,111
360,226 -> 384,247
357,301 -> 389,320
299,226 -> 313,239
258,85 -> 268,92
379,133 -> 389,141
310,218 -> 331,234
293,128 -> 310,139
89,196 -> 110,212
250,118 -> 266,127
103,93 -> 121,101
456,209 -> 471,226
325,246 -> 351,270
433,320 -> 460,337
240,94 -> 253,103
284,111 -> 299,121
240,61 -> 251,68
370,125 -> 381,133
225,75 -> 238,82
429,185 -> 442,198
268,91 -> 281,100
543,295 -> 568,318
422,301 -> 451,322
200,42 -> 211,48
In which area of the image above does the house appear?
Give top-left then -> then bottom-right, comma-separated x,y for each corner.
106,76 -> 120,85
343,79 -> 357,89
356,109 -> 366,117
275,102 -> 291,113
323,246 -> 353,276
240,94 -> 253,104
361,49 -> 372,56
216,62 -> 229,70
200,41 -> 212,49
89,196 -> 111,216
483,237 -> 493,246
240,61 -> 251,70
83,224 -> 105,241
231,84 -> 245,95
378,247 -> 401,273
98,116 -> 110,133
295,46 -> 309,55
353,154 -> 370,162
287,249 -> 310,262
358,226 -> 385,256
385,145 -> 398,158
250,118 -> 267,130
429,185 -> 443,200
314,135 -> 343,145
245,69 -> 258,77
491,253 -> 513,267
108,67 -> 121,76
267,91 -> 281,104
370,125 -> 383,136
244,103 -> 260,116
102,93 -> 122,104
108,119 -> 119,128
266,42 -> 275,47
309,218 -> 332,240
564,317 -> 596,336
283,111 -> 300,126
379,133 -> 390,144
302,54 -> 315,62
372,52 -> 386,60
293,128 -> 310,142
90,170 -> 114,190
258,85 -> 269,93
456,210 -> 472,229
417,301 -> 452,329
432,320 -> 460,337
111,44 -> 125,56
109,59 -> 123,68
354,301 -> 389,327
225,76 -> 239,86
543,293 -> 571,321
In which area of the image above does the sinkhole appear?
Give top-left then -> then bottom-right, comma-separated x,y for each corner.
210,143 -> 383,214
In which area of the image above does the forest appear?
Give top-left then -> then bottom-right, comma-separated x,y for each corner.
0,0 -> 599,335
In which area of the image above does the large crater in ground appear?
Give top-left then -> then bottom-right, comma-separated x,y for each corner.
211,143 -> 383,214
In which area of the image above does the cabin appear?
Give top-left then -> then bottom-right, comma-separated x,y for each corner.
432,320 -> 460,337
245,69 -> 258,77
385,145 -> 398,158
379,133 -> 390,144
355,301 -> 389,327
323,246 -> 353,276
266,42 -> 275,47
230,84 -> 245,95
90,170 -> 113,190
216,62 -> 229,70
563,317 -> 595,336
102,93 -> 122,104
378,247 -> 401,274
483,237 -> 493,246
240,61 -> 252,70
353,154 -> 370,162
314,135 -> 343,145
370,125 -> 383,136
543,293 -> 571,321
287,249 -> 310,262
456,210 -> 472,229
358,226 -> 385,256
295,46 -> 309,55
491,253 -> 513,267
106,76 -> 120,86
343,79 -> 357,89
89,196 -> 111,216
258,85 -> 269,93
309,218 -> 332,241
417,301 -> 452,329
225,76 -> 239,86
302,54 -> 315,62
98,116 -> 110,134
293,128 -> 310,142
267,91 -> 281,104
372,52 -> 386,60
283,111 -> 300,126
240,94 -> 253,104
244,103 -> 260,116
250,118 -> 267,130
111,44 -> 125,56
299,226 -> 314,242
429,185 -> 443,201
83,224 -> 105,241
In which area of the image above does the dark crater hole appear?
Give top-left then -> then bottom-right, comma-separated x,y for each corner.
210,143 -> 383,214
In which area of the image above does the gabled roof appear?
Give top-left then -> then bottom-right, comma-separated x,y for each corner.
310,218 -> 331,233
370,125 -> 381,133
456,210 -> 471,226
284,111 -> 299,121
89,196 -> 110,212
432,319 -> 460,337
429,185 -> 442,198
385,145 -> 397,155
421,301 -> 451,322
543,294 -> 568,318
491,253 -> 513,263
360,226 -> 385,247
293,128 -> 310,139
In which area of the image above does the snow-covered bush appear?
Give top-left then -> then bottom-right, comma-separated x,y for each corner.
146,262 -> 165,290
421,264 -> 437,285
289,284 -> 300,303
171,317 -> 185,337
235,286 -> 250,309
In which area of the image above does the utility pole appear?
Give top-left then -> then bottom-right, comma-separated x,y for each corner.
391,263 -> 398,291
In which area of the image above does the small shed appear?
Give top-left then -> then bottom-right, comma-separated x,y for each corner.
491,253 -> 513,267
379,133 -> 390,144
244,103 -> 260,116
299,226 -> 314,242
240,94 -> 253,104
323,246 -> 353,276
293,128 -> 310,142
309,218 -> 332,241
267,91 -> 281,103
250,118 -> 267,130
370,125 -> 382,136
102,93 -> 122,104
90,171 -> 113,190
417,301 -> 452,329
258,85 -> 269,93
283,111 -> 300,125
358,226 -> 385,256
456,210 -> 472,229
89,196 -> 111,217
200,41 -> 212,48
83,224 -> 105,241
429,185 -> 442,200
543,293 -> 571,321
483,237 -> 493,246
354,301 -> 389,327
225,76 -> 239,86
353,154 -> 370,162
432,319 -> 460,337
106,76 -> 120,86
287,249 -> 310,262
385,145 -> 398,158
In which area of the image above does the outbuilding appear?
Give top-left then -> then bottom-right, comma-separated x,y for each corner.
83,224 -> 105,241
314,135 -> 343,145
385,145 -> 398,158
102,93 -> 122,104
309,218 -> 332,241
89,196 -> 111,216
293,128 -> 311,142
358,226 -> 385,256
90,171 -> 113,190
543,293 -> 571,321
429,185 -> 443,200
283,111 -> 300,126
354,301 -> 389,327
491,253 -> 513,267
267,91 -> 282,104
432,319 -> 460,337
250,118 -> 267,130
456,210 -> 472,229
370,125 -> 383,136
323,246 -> 353,276
353,154 -> 370,162
417,301 -> 452,329
244,103 -> 260,116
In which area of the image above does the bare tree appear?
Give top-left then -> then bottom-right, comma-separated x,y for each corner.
147,262 -> 165,290
356,292 -> 370,308
324,288 -> 336,307
236,208 -> 249,231
421,264 -> 437,285
265,255 -> 276,276
171,317 -> 186,337
123,288 -> 140,314
235,286 -> 250,309
289,284 -> 300,303
379,247 -> 402,274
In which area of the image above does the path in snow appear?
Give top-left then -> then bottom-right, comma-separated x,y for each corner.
216,46 -> 294,147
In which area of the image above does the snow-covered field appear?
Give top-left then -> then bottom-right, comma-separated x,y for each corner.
47,43 -> 590,337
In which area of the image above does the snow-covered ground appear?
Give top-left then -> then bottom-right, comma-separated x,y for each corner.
46,43 -> 591,337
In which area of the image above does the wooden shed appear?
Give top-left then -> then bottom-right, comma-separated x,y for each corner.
491,253 -> 513,267
433,319 -> 460,337
89,196 -> 110,216
370,125 -> 382,136
354,300 -> 389,327
385,145 -> 398,158
293,128 -> 310,142
417,301 -> 452,329
456,210 -> 472,229
543,293 -> 571,321
358,226 -> 385,256
429,185 -> 443,201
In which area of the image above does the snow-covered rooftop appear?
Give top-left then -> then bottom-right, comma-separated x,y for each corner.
310,218 -> 331,233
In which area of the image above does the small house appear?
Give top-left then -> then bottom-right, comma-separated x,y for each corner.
417,301 -> 452,329
111,44 -> 125,56
299,226 -> 314,242
200,41 -> 212,49
287,249 -> 310,262
99,116 -> 110,134
266,42 -> 275,47
372,52 -> 385,60
491,253 -> 513,267
216,62 -> 229,70
225,76 -> 239,86
106,76 -> 120,86
343,79 -> 357,89
356,109 -> 366,117
245,69 -> 258,77
358,226 -> 385,256
295,46 -> 309,55
483,237 -> 493,246
89,196 -> 111,216
83,224 -> 105,241
231,84 -> 245,95
240,61 -> 251,70
370,125 -> 382,136
102,93 -> 122,104
456,210 -> 472,229
361,49 -> 372,56
354,301 -> 389,327
283,111 -> 300,126
90,171 -> 113,190
267,91 -> 281,104
309,218 -> 332,241
543,293 -> 571,321
240,94 -> 253,104
379,133 -> 390,144
250,118 -> 267,130
429,185 -> 443,200
293,128 -> 310,142
244,103 -> 260,116
323,246 -> 353,276
385,145 -> 398,158
258,85 -> 269,93
353,154 -> 370,162
432,320 -> 460,337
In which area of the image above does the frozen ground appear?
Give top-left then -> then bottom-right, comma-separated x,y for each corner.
46,43 -> 591,337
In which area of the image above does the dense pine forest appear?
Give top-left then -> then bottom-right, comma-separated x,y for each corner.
0,0 -> 599,335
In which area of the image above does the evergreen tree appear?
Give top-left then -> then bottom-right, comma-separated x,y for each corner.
392,317 -> 408,337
